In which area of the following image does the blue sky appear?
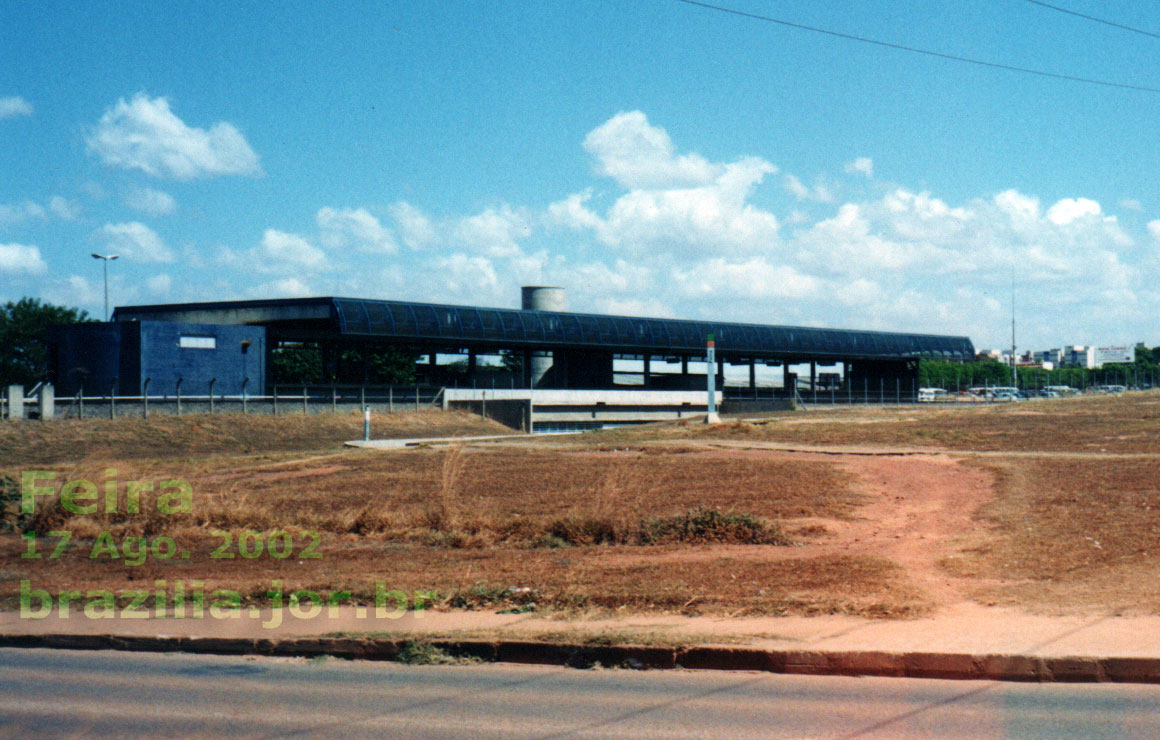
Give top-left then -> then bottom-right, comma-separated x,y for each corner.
4,0 -> 1160,351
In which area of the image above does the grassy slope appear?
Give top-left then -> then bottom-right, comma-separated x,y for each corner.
0,409 -> 513,467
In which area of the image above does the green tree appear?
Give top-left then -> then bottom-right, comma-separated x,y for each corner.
272,344 -> 323,384
0,297 -> 92,387
340,347 -> 418,384
918,359 -> 1011,390
500,349 -> 524,376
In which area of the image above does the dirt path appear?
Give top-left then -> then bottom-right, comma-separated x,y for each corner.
829,454 -> 995,606
574,444 -> 999,611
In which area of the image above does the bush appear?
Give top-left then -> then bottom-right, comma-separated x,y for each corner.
0,475 -> 27,532
642,507 -> 790,545
546,516 -> 622,546
396,641 -> 465,665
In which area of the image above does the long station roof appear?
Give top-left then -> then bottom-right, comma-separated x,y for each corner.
115,296 -> 976,362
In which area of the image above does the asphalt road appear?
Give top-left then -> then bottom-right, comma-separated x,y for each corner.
3,648 -> 1160,739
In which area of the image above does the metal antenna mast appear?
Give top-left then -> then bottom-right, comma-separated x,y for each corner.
1011,274 -> 1017,387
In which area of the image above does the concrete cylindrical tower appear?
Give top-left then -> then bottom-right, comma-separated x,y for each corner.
522,286 -> 565,388
521,286 -> 566,312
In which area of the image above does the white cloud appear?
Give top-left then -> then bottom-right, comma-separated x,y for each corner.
454,204 -> 531,257
575,157 -> 780,255
582,111 -> 724,188
845,157 -> 874,178
555,115 -> 784,257
80,181 -> 108,201
783,174 -> 810,200
67,275 -> 100,302
796,202 -> 948,275
1120,198 -> 1143,212
876,188 -> 969,242
79,108 -> 1160,349
598,297 -> 674,318
0,243 -> 47,274
673,258 -> 819,300
550,258 -> 653,297
834,277 -> 882,307
48,196 -> 80,220
248,277 -> 314,298
124,186 -> 177,215
547,189 -> 603,231
1046,197 -> 1101,226
389,201 -> 438,249
0,200 -> 46,226
544,116 -> 1160,343
97,222 -> 174,263
146,273 -> 172,295
257,229 -> 325,269
994,189 -> 1040,222
439,253 -> 499,293
0,196 -> 80,225
783,174 -> 834,202
317,207 -> 397,254
0,96 -> 33,119
86,94 -> 261,180
45,275 -> 104,310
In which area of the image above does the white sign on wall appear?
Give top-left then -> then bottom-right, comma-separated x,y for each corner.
1095,346 -> 1135,366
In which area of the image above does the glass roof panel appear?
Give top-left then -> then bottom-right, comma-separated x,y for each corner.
458,308 -> 483,336
364,301 -> 392,334
521,312 -> 546,340
576,314 -> 600,343
595,315 -> 618,343
389,303 -> 417,335
646,319 -> 669,349
327,299 -> 973,359
412,305 -> 440,335
499,310 -> 524,339
479,309 -> 502,335
561,313 -> 584,342
334,299 -> 369,334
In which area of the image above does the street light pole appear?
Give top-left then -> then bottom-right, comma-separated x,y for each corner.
91,253 -> 119,321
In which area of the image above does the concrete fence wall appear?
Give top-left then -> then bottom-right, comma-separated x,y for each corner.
1,385 -> 443,420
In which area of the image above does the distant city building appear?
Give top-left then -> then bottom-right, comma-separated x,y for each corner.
1034,349 -> 1063,366
976,344 -> 1138,371
1062,345 -> 1096,369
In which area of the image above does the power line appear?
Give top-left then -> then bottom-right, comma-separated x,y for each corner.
1021,0 -> 1160,41
675,0 -> 1160,94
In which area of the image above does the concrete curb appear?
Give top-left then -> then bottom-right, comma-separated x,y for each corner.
5,633 -> 1160,683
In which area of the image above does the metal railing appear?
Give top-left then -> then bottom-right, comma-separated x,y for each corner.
2,384 -> 445,420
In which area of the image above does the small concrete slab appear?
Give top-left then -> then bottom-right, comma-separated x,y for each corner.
345,431 -> 580,449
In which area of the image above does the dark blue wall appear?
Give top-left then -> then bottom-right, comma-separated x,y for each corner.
47,323 -> 131,395
48,322 -> 266,396
138,322 -> 264,396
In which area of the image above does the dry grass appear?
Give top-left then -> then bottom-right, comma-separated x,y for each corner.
323,628 -> 776,648
945,456 -> 1160,613
0,440 -> 908,617
0,536 -> 926,618
0,409 -> 512,467
578,391 -> 1160,454
2,446 -> 854,549
11,394 -> 1160,618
